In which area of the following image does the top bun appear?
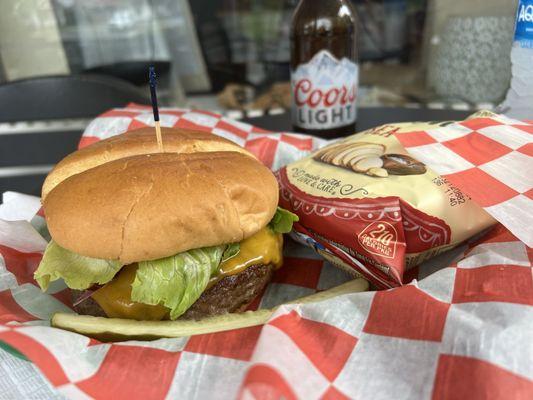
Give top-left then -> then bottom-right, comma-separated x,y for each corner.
42,127 -> 255,200
43,128 -> 278,263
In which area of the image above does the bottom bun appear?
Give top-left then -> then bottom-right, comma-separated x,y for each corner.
53,279 -> 369,341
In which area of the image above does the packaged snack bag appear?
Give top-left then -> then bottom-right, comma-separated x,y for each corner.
277,121 -> 496,287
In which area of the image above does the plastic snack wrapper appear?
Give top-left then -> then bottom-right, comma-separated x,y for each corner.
0,105 -> 531,399
277,116 -> 500,288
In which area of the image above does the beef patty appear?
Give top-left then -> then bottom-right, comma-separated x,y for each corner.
72,263 -> 274,320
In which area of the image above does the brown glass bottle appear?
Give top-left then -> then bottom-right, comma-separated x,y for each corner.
290,0 -> 358,138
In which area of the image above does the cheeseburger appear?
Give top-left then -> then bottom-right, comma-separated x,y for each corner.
34,127 -> 297,323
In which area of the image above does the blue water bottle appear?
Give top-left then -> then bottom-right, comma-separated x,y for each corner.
501,0 -> 533,119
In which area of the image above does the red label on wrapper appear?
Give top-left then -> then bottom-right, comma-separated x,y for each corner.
358,221 -> 398,259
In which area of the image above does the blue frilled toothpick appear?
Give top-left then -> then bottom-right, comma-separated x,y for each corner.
149,66 -> 163,151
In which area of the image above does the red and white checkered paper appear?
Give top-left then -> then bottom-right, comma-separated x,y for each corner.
395,114 -> 533,247
78,104 -> 328,170
0,106 -> 532,399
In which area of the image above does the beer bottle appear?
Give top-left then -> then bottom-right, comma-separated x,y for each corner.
290,0 -> 358,137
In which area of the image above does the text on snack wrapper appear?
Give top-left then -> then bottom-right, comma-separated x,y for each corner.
357,221 -> 398,259
290,168 -> 367,196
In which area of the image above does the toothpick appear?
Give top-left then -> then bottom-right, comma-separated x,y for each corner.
149,66 -> 163,152
154,120 -> 163,151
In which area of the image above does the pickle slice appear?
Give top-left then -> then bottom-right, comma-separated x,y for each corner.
52,278 -> 368,341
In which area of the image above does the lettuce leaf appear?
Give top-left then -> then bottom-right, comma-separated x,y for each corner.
269,207 -> 299,234
222,243 -> 240,262
34,241 -> 122,291
131,246 -> 224,320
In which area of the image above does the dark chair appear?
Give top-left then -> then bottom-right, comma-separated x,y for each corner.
84,61 -> 170,87
0,74 -> 150,197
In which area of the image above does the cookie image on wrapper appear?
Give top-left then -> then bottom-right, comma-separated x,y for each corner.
314,142 -> 426,177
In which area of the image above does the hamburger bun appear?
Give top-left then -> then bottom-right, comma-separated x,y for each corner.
42,127 -> 255,200
42,128 -> 278,263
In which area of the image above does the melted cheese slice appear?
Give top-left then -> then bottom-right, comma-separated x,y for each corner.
92,264 -> 169,320
219,227 -> 283,275
91,227 -> 283,320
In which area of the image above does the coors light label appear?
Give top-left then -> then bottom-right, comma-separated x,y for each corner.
291,50 -> 358,130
